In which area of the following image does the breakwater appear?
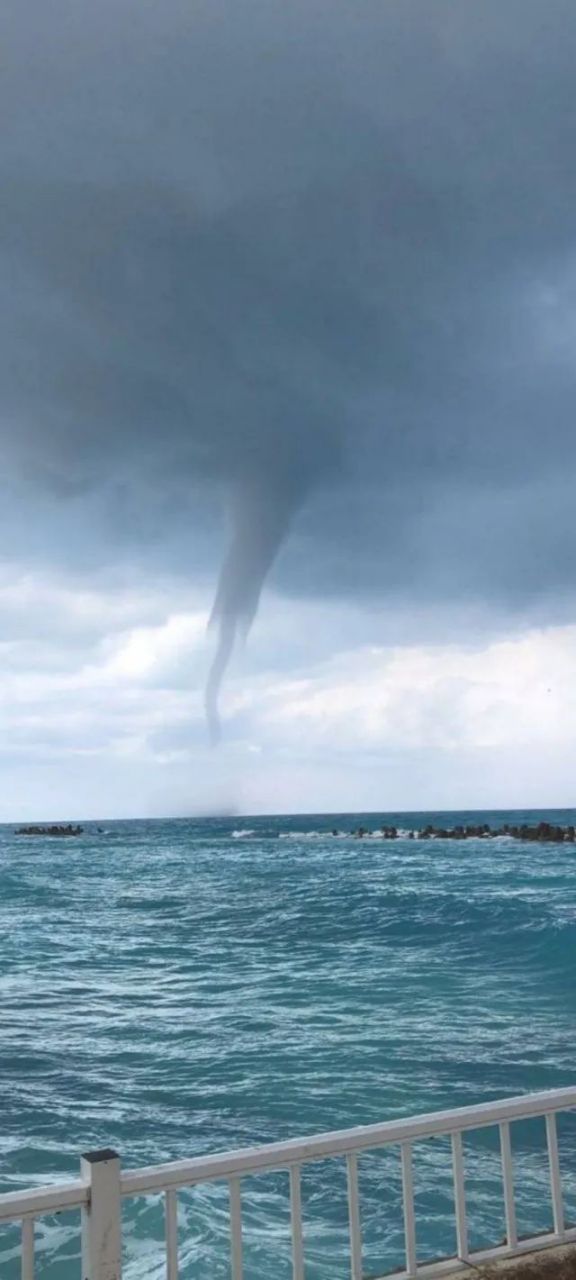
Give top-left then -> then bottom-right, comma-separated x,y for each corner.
15,824 -> 84,837
347,821 -> 576,842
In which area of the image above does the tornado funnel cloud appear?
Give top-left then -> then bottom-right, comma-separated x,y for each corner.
205,617 -> 236,745
205,476 -> 299,741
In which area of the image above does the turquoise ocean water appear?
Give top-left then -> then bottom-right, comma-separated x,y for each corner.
1,809 -> 576,1278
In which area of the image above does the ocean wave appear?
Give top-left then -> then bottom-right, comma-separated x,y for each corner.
278,830 -> 324,840
278,828 -> 415,841
232,829 -> 256,839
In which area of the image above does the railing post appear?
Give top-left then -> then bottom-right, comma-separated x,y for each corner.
80,1149 -> 122,1280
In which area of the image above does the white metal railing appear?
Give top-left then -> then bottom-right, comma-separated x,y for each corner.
1,1086 -> 576,1279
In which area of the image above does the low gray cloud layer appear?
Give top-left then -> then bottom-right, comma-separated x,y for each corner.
2,0 -> 576,703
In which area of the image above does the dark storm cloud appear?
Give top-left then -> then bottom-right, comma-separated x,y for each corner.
2,0 -> 576,710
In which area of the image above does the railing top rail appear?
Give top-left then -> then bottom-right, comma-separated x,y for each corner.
119,1086 -> 576,1198
0,1087 -> 573,1220
0,1178 -> 88,1223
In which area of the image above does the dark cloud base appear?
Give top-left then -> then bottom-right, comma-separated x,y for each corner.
2,0 -> 576,692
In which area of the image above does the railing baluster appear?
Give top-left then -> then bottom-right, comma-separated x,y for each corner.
451,1132 -> 468,1261
546,1113 -> 565,1238
290,1165 -> 304,1280
346,1153 -> 363,1280
21,1217 -> 34,1280
165,1188 -> 179,1279
499,1122 -> 517,1249
229,1178 -> 243,1280
401,1142 -> 417,1278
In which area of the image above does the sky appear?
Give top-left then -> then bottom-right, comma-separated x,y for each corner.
1,0 -> 576,819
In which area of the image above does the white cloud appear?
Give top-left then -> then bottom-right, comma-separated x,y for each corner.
102,613 -> 207,681
0,564 -> 574,820
244,627 -> 574,752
